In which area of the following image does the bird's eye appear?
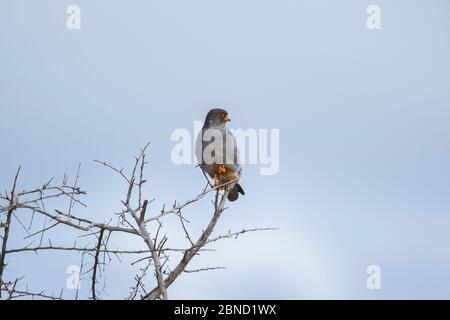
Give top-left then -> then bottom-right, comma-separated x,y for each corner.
218,113 -> 225,118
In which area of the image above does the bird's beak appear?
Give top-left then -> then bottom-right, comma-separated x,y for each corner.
224,114 -> 231,122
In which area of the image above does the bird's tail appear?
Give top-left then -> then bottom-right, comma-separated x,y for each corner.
227,183 -> 245,202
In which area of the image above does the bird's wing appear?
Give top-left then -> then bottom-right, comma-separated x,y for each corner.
224,129 -> 240,167
195,128 -> 219,177
195,130 -> 204,165
196,127 -> 240,176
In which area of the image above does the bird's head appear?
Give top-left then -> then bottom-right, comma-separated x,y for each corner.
204,108 -> 231,128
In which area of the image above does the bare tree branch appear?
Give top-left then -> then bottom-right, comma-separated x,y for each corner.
91,228 -> 105,300
143,186 -> 231,300
0,166 -> 21,299
0,143 -> 274,300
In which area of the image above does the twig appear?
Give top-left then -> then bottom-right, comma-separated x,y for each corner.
184,266 -> 226,273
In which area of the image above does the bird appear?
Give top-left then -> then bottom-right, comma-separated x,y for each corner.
195,108 -> 245,202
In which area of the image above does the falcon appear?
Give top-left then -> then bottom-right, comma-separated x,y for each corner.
195,108 -> 245,201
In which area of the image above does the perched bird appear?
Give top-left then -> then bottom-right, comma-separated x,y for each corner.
195,108 -> 245,202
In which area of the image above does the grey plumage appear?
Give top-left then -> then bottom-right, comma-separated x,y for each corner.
195,108 -> 245,202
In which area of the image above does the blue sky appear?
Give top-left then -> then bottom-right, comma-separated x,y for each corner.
1,0 -> 450,299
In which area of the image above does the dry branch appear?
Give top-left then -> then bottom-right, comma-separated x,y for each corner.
0,143 -> 274,300
0,166 -> 21,299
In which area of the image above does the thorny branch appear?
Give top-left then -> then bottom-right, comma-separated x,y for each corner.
0,166 -> 21,299
91,229 -> 105,300
0,143 -> 275,300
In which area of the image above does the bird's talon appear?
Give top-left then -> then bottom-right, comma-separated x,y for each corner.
213,174 -> 219,187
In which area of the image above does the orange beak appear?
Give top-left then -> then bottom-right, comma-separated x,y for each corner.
224,114 -> 231,122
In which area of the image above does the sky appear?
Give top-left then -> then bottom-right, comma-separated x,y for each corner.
1,0 -> 450,299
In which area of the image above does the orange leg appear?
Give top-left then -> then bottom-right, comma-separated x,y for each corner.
213,174 -> 219,187
213,166 -> 227,190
